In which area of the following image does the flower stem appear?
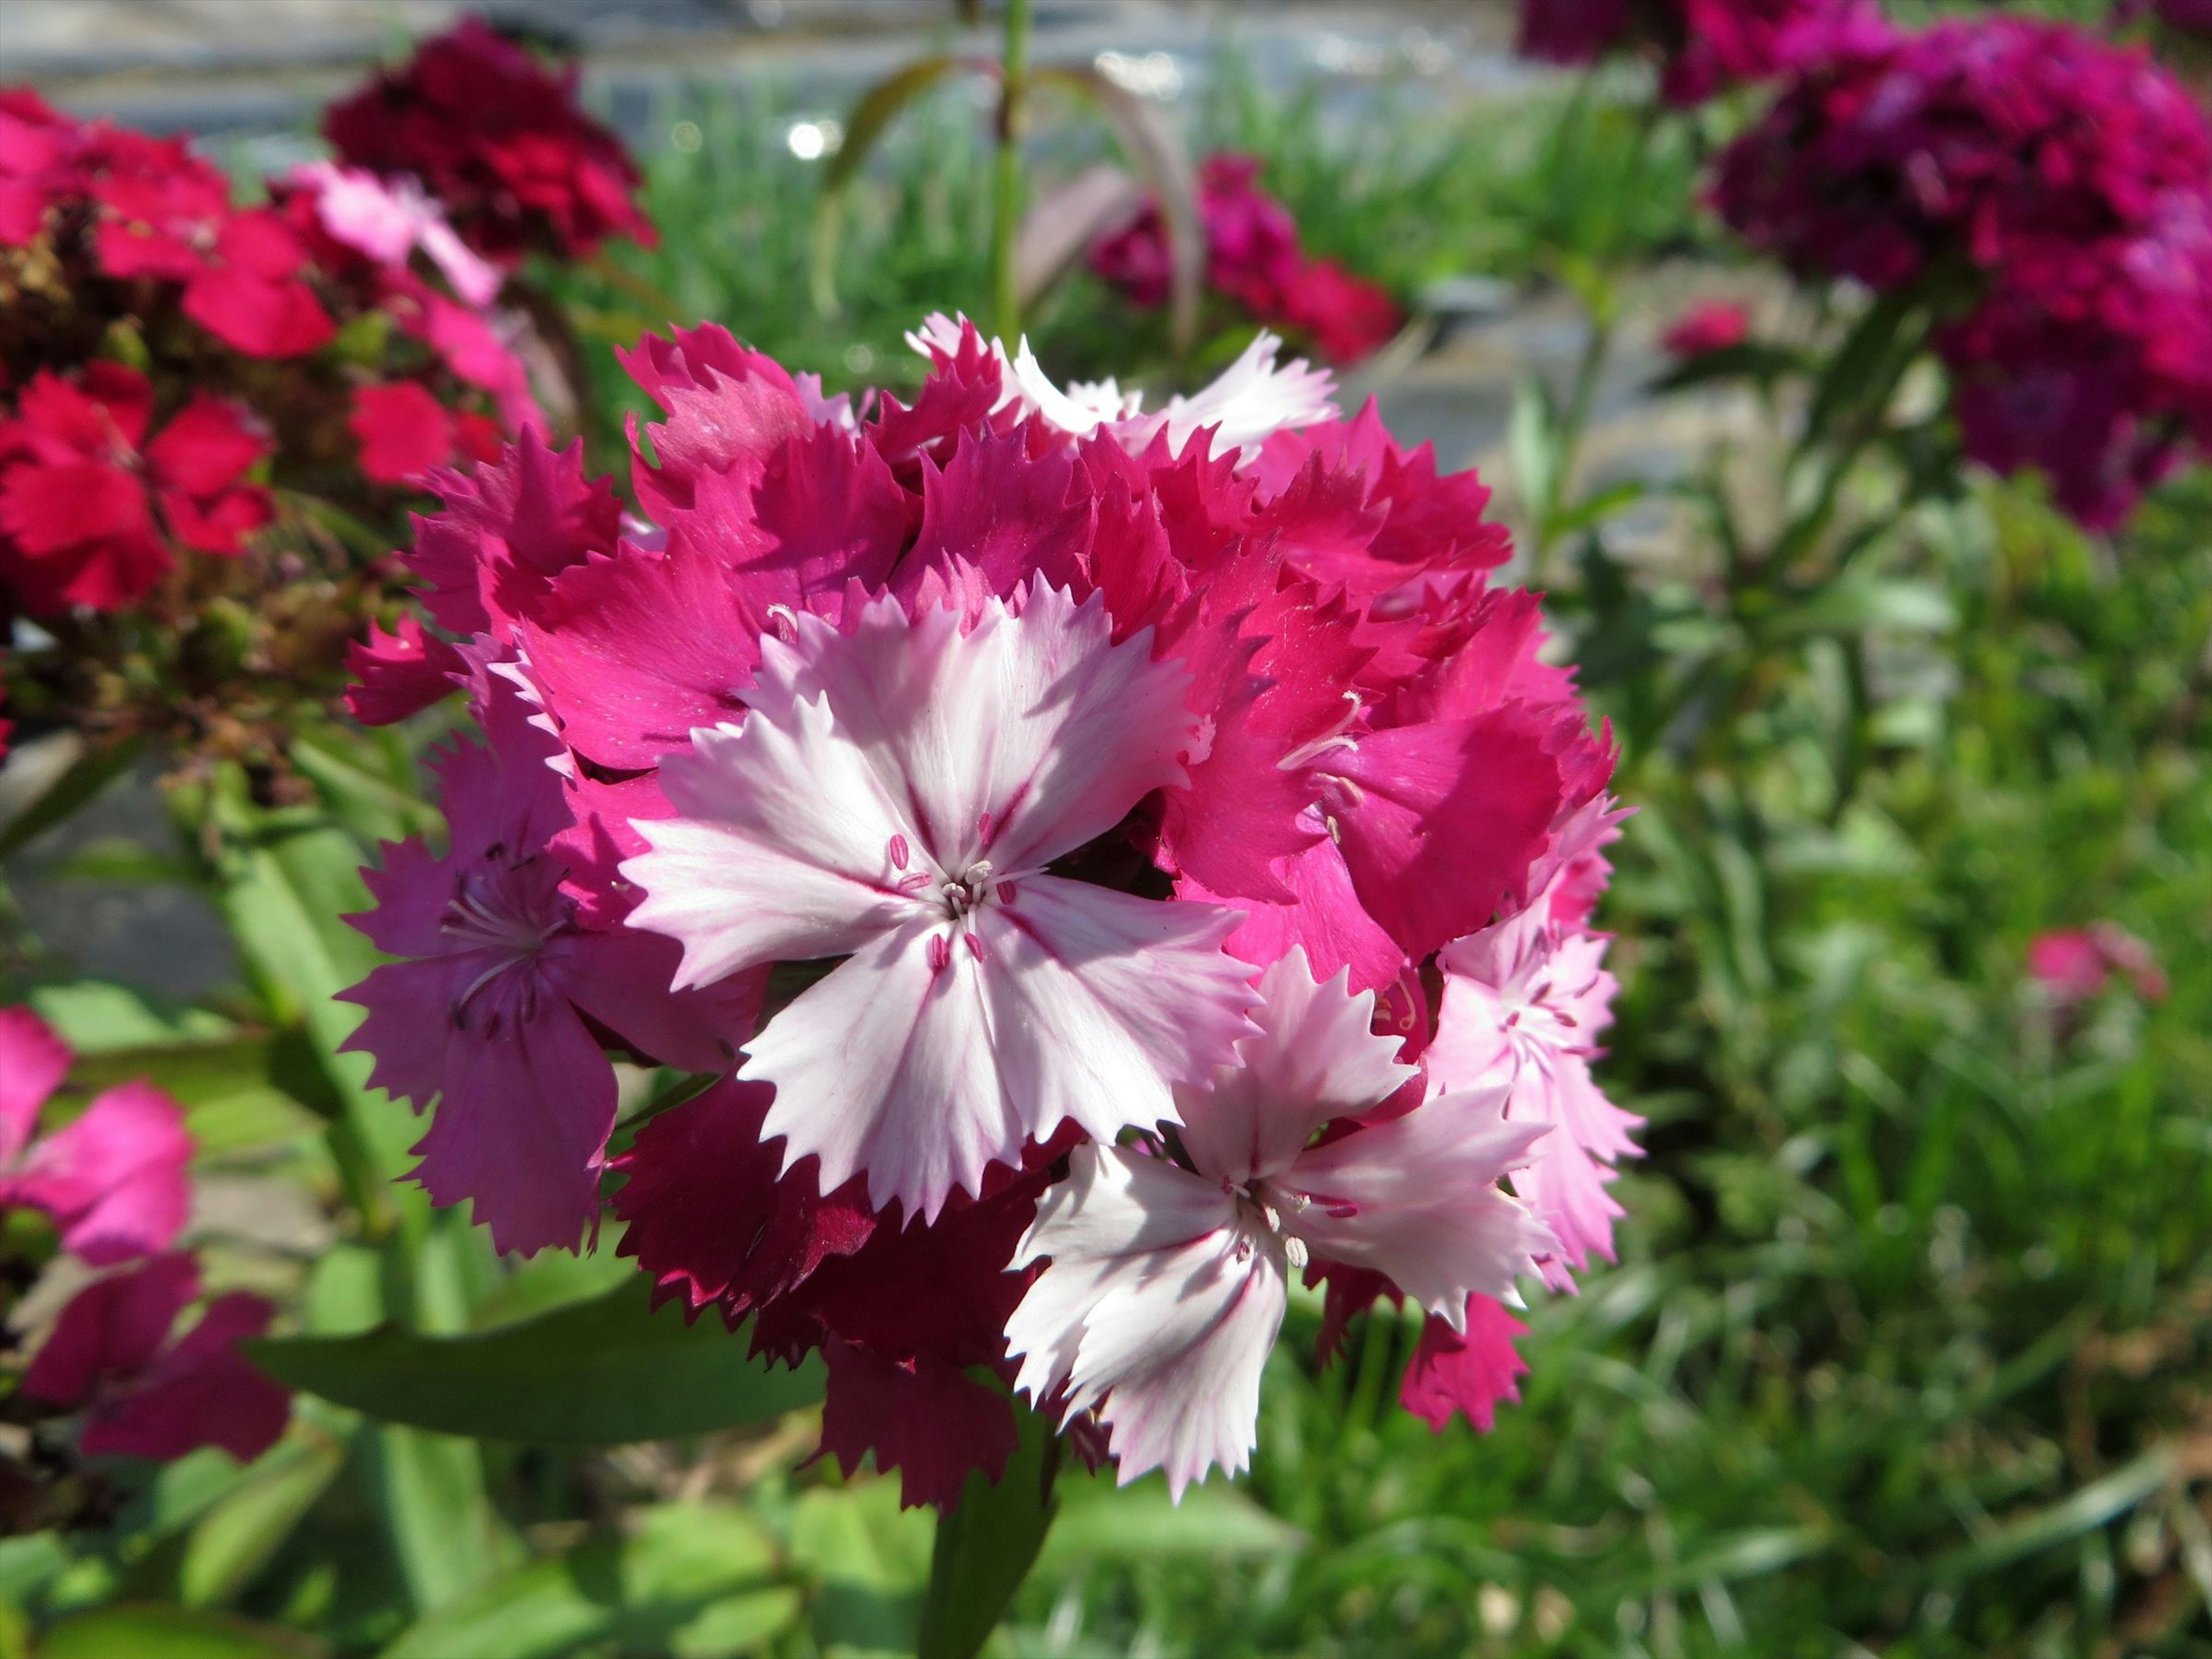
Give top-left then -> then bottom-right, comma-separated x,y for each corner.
990,0 -> 1035,343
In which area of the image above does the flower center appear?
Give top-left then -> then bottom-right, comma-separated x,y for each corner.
438,859 -> 569,1025
1226,1179 -> 1312,1270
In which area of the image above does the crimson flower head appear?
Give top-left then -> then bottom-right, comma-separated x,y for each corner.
1661,301 -> 1750,359
1517,0 -> 1869,105
0,362 -> 272,614
323,17 -> 654,265
341,314 -> 1631,1505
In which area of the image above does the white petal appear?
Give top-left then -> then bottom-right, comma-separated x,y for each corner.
1156,332 -> 1337,457
622,702 -> 921,988
1008,1145 -> 1286,1500
979,876 -> 1257,1147
1176,947 -> 1416,1186
1009,336 -> 1143,436
1281,1082 -> 1556,1324
742,917 -> 1020,1218
754,585 -> 1196,880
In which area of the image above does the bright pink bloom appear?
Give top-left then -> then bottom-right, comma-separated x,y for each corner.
1427,870 -> 1640,1285
339,677 -> 762,1255
0,1006 -> 191,1266
1008,953 -> 1554,1497
2028,923 -> 2168,1008
0,88 -> 84,246
0,363 -> 271,613
323,17 -> 653,264
1518,0 -> 1866,105
22,1253 -> 289,1462
349,381 -> 501,486
623,581 -> 1259,1218
1089,156 -> 1403,364
1661,301 -> 1750,359
1399,1293 -> 1531,1433
344,613 -> 467,726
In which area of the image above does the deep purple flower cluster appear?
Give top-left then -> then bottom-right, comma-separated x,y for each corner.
1713,16 -> 2212,527
1518,0 -> 1865,106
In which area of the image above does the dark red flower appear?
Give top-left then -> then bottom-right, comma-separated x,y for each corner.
323,17 -> 653,264
0,363 -> 272,613
1517,0 -> 1870,105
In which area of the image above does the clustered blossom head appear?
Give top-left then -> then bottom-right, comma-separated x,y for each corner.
323,17 -> 654,266
1517,0 -> 1867,106
2027,923 -> 2168,1013
340,310 -> 1634,1503
1713,16 -> 2212,527
1090,154 -> 1404,365
0,1007 -> 291,1472
0,49 -> 623,774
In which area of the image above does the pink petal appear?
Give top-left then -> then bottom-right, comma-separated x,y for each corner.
10,1078 -> 192,1266
553,924 -> 760,1074
22,1252 -> 197,1407
1282,1081 -> 1555,1319
1008,1143 -> 1283,1500
1187,833 -> 1406,995
1399,1294 -> 1529,1433
817,1340 -> 1018,1511
82,1291 -> 290,1463
143,395 -> 268,497
899,426 -> 1093,598
344,615 -> 466,726
743,421 -> 914,594
406,989 -> 616,1256
350,382 -> 456,484
183,267 -> 333,359
1175,949 -> 1414,1187
0,1005 -> 70,1162
406,431 -> 621,640
521,536 -> 758,771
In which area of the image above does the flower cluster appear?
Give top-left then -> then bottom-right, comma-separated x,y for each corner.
0,1007 -> 290,1472
1517,0 -> 1866,106
0,28 -> 645,774
340,313 -> 1634,1503
2027,923 -> 2168,1013
1090,154 -> 1404,364
323,17 -> 654,266
1713,16 -> 2212,527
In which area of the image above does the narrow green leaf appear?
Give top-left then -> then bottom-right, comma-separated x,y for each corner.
812,55 -> 976,317
380,1504 -> 793,1659
1931,1445 -> 2177,1583
179,1429 -> 348,1609
1508,378 -> 1559,527
249,1279 -> 825,1445
36,1605 -> 323,1659
362,1425 -> 513,1615
1039,1478 -> 1305,1567
919,1399 -> 1059,1659
26,981 -> 237,1054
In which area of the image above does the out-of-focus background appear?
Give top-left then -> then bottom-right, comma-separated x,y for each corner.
5,3 -> 2211,1657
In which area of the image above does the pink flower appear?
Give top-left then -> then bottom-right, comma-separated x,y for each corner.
349,381 -> 503,486
0,88 -> 85,247
21,1252 -> 289,1463
92,146 -> 334,358
344,613 -> 467,726
288,159 -> 501,306
1006,952 -> 1554,1497
623,580 -> 1260,1219
0,363 -> 272,614
0,1006 -> 191,1266
1517,0 -> 1868,106
2027,923 -> 2168,1009
339,676 -> 762,1255
323,17 -> 653,264
1661,301 -> 1751,359
1427,869 -> 1640,1285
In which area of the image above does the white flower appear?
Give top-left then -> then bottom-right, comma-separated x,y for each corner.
621,580 -> 1259,1219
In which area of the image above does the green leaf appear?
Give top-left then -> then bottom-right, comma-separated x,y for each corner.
918,1399 -> 1058,1659
361,1425 -> 514,1615
26,981 -> 237,1054
1039,1478 -> 1305,1567
36,1605 -> 323,1659
289,734 -> 442,851
249,1279 -> 825,1445
812,54 -> 976,317
790,1482 -> 931,1656
179,1428 -> 349,1609
1508,378 -> 1559,527
380,1503 -> 794,1659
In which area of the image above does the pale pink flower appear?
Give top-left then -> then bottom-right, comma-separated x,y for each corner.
290,160 -> 502,306
622,579 -> 1260,1219
1005,951 -> 1554,1498
1427,880 -> 1640,1285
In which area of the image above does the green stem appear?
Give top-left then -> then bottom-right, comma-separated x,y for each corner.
990,0 -> 1034,342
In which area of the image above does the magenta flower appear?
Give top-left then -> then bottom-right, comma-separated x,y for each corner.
340,676 -> 762,1255
288,159 -> 501,306
1006,952 -> 1554,1497
2027,923 -> 2168,1009
623,580 -> 1260,1219
0,1007 -> 191,1266
1661,301 -> 1751,359
21,1252 -> 289,1463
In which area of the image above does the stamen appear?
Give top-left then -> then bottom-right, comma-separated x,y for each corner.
764,604 -> 799,642
977,810 -> 995,847
963,931 -> 984,960
1284,1235 -> 1310,1270
927,934 -> 952,974
896,871 -> 934,893
888,834 -> 910,870
997,878 -> 1018,905
1276,693 -> 1365,771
